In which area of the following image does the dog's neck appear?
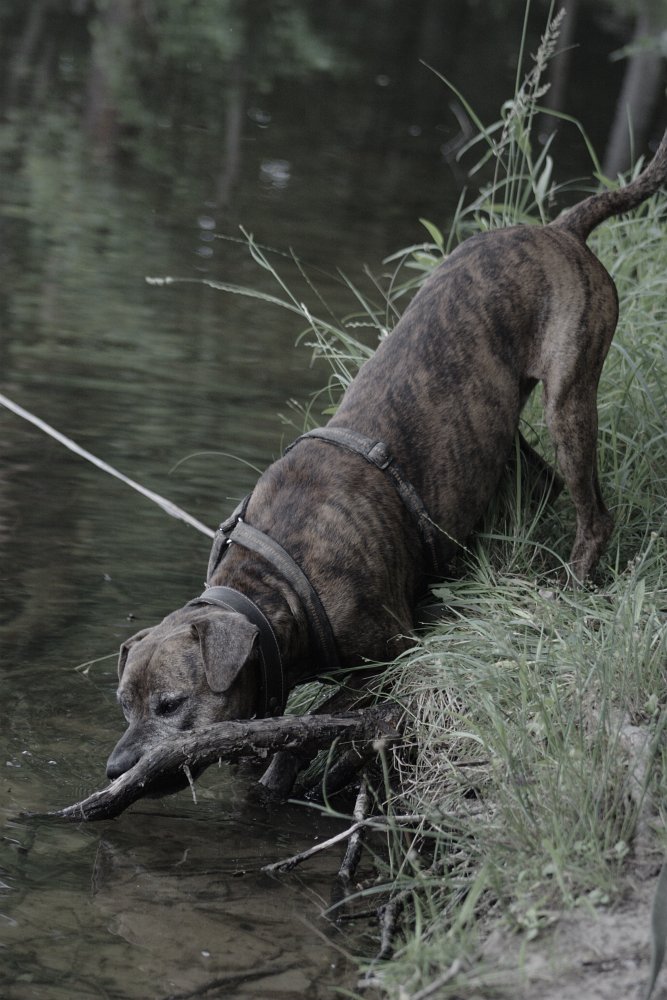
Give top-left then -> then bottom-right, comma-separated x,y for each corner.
207,545 -> 312,696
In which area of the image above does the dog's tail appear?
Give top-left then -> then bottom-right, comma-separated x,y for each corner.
552,129 -> 667,242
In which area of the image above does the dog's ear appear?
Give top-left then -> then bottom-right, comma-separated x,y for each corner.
192,614 -> 259,694
117,627 -> 154,681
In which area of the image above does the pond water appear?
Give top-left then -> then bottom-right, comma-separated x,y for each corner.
0,3 -> 630,997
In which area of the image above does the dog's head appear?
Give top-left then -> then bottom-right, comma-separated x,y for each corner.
106,605 -> 261,787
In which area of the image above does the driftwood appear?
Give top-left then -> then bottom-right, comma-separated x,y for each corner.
26,708 -> 401,823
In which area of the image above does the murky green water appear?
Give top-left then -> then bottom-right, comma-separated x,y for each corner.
0,3 -> 627,997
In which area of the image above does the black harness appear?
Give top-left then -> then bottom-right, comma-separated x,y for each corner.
287,427 -> 441,571
198,426 -> 440,717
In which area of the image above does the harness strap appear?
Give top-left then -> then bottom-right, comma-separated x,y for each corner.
186,585 -> 285,716
206,501 -> 340,678
225,520 -> 340,675
206,494 -> 249,583
201,424 -> 440,699
288,426 -> 441,571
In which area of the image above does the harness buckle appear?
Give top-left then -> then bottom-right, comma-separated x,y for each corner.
368,441 -> 390,469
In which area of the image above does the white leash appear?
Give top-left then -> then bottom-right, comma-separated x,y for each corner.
0,391 -> 215,539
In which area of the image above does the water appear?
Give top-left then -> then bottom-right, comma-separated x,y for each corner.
0,3 -> 627,997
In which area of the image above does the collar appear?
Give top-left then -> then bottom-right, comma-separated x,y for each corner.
186,585 -> 285,717
206,504 -> 341,680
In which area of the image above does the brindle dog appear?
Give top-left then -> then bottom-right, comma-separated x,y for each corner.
107,133 -> 667,783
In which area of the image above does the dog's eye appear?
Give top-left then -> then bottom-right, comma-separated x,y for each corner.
156,694 -> 186,717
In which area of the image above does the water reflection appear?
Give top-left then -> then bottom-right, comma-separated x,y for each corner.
3,792 -> 363,999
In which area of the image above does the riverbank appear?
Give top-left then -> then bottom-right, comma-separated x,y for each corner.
349,115 -> 667,1000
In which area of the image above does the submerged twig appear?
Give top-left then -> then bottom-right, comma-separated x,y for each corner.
338,778 -> 370,885
263,812 -> 425,875
182,764 -> 197,804
263,819 -> 368,875
361,958 -> 464,998
409,959 -> 464,1000
377,893 -> 405,961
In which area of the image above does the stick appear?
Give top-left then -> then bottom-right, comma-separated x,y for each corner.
263,812 -> 425,874
263,819 -> 368,874
0,392 -> 215,538
361,958 -> 463,996
257,675 -> 380,801
409,960 -> 463,1000
25,709 -> 400,823
299,742 -> 372,803
377,893 -> 404,961
338,778 -> 370,884
255,749 -> 309,802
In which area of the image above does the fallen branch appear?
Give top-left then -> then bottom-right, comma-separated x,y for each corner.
262,812 -> 425,874
377,893 -> 405,961
263,818 -> 370,875
298,742 -> 376,803
361,958 -> 463,996
25,708 -> 401,823
257,675 -> 381,801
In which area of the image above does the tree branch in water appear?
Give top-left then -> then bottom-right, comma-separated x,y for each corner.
25,708 -> 401,823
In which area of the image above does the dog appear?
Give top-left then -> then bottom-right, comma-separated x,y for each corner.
107,132 -> 667,785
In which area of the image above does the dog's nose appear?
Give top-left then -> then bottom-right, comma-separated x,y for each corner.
106,746 -> 139,781
106,759 -> 125,781
106,758 -> 127,781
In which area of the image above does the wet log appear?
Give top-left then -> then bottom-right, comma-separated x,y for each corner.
25,708 -> 401,823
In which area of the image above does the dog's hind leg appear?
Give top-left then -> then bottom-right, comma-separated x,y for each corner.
540,253 -> 618,583
543,385 -> 614,583
517,432 -> 564,503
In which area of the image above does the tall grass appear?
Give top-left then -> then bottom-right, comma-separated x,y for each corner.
194,10 -> 667,996
350,24 -> 666,1000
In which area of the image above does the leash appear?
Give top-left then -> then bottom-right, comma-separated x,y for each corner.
0,392 -> 215,538
1,390 -> 439,705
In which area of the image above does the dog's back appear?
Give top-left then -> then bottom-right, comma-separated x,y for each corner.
326,130 -> 667,581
